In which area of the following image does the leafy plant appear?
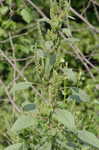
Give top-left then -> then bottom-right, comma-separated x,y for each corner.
0,0 -> 99,150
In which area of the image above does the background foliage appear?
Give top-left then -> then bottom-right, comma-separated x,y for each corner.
0,0 -> 99,149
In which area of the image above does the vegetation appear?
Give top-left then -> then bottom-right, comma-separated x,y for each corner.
0,0 -> 99,149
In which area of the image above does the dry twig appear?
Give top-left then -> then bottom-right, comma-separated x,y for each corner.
70,7 -> 99,33
90,0 -> 99,7
0,79 -> 21,112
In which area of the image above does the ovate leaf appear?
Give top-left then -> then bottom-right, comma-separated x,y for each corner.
11,82 -> 32,93
21,8 -> 33,23
22,103 -> 36,112
54,109 -> 76,131
11,115 -> 36,133
5,143 -> 26,150
78,130 -> 99,149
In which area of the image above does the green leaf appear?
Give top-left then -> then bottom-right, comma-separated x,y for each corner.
39,142 -> 51,150
79,89 -> 90,101
11,115 -> 36,133
0,28 -> 6,37
64,68 -> 77,83
16,45 -> 30,54
21,8 -> 33,23
70,88 -> 90,102
68,95 -> 80,102
0,6 -> 8,15
2,20 -> 16,30
6,0 -> 13,5
54,109 -> 76,131
11,82 -> 32,93
44,54 -> 56,78
49,54 -> 56,66
22,103 -> 36,112
78,130 -> 99,149
5,143 -> 26,150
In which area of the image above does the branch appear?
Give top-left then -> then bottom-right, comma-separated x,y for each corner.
25,0 -> 47,18
0,48 -> 27,81
0,48 -> 45,100
70,7 -> 99,33
59,31 -> 95,80
90,0 -> 99,7
0,79 -> 21,112
25,0 -> 99,34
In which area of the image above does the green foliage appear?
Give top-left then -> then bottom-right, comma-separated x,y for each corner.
53,109 -> 76,131
5,143 -> 26,150
20,8 -> 33,23
10,115 -> 37,133
0,0 -> 99,150
22,102 -> 36,112
11,82 -> 32,93
78,130 -> 99,149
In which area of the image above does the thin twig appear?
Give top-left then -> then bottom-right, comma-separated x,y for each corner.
0,24 -> 36,44
59,31 -> 95,80
0,79 -> 21,112
13,58 -> 34,82
0,32 -> 28,44
93,3 -> 99,22
25,0 -> 97,78
90,0 -> 99,7
78,50 -> 99,71
25,0 -> 99,34
0,48 -> 27,81
72,46 -> 95,79
0,49 -> 45,100
11,56 -> 33,62
9,32 -> 17,112
25,0 -> 47,18
70,7 -> 99,33
81,0 -> 91,15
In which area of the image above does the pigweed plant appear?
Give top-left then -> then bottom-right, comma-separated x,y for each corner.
0,0 -> 99,150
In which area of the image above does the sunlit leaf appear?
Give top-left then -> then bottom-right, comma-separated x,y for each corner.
54,109 -> 76,131
11,82 -> 32,93
21,8 -> 33,23
78,130 -> 99,149
0,6 -> 8,15
5,143 -> 26,150
11,115 -> 36,133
